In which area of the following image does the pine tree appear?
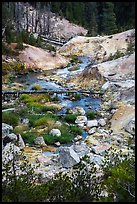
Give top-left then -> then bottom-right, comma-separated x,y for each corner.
101,2 -> 118,35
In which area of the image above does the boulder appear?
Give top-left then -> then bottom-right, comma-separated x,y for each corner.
34,137 -> 46,146
72,106 -> 86,115
2,142 -> 21,164
2,123 -> 13,136
86,120 -> 98,128
100,81 -> 110,93
74,135 -> 83,142
6,133 -> 17,142
125,118 -> 135,136
50,129 -> 61,137
16,134 -> 25,149
58,146 -> 80,168
71,142 -> 90,158
75,116 -> 87,124
54,141 -> 61,147
98,118 -> 106,127
88,127 -> 96,134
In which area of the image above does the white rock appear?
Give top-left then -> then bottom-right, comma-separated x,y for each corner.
86,120 -> 98,128
72,106 -> 85,115
100,81 -> 110,93
50,129 -> 61,137
98,118 -> 106,127
88,127 -> 96,135
54,141 -> 61,147
77,123 -> 85,128
17,134 -> 25,149
75,116 -> 87,124
74,135 -> 83,142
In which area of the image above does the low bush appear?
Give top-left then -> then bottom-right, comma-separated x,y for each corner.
33,117 -> 48,127
70,55 -> 80,63
28,113 -> 58,128
21,131 -> 37,145
31,84 -> 42,90
64,114 -> 79,123
86,111 -> 97,119
69,125 -> 83,136
19,94 -> 51,103
2,111 -> 19,127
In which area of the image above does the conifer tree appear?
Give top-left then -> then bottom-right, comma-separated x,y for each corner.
101,2 -> 118,35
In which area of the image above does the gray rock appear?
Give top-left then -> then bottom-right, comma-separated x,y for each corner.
100,81 -> 110,93
71,142 -> 90,158
2,123 -> 13,136
2,143 -> 21,164
50,129 -> 61,137
34,137 -> 46,146
91,155 -> 104,165
86,120 -> 98,128
58,146 -> 80,168
125,118 -> 135,136
88,127 -> 96,135
17,134 -> 25,149
7,133 -> 17,142
98,118 -> 106,127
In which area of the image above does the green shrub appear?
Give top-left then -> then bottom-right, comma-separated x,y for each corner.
31,84 -> 42,90
28,102 -> 58,114
2,42 -> 16,56
2,111 -> 19,127
28,113 -> 58,128
69,125 -> 83,136
64,114 -> 79,123
73,93 -> 81,100
21,132 -> 37,145
70,55 -> 80,63
16,42 -> 24,50
108,50 -> 125,61
34,117 -> 48,127
19,94 -> 51,103
86,111 -> 97,119
126,40 -> 135,54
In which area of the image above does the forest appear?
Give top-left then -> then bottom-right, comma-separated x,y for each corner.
30,2 -> 135,35
2,2 -> 135,38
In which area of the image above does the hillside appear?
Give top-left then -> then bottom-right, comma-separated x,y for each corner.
59,29 -> 135,63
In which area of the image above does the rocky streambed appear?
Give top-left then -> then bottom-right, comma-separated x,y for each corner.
2,55 -> 135,182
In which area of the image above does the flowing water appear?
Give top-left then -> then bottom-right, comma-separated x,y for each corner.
15,56 -> 101,140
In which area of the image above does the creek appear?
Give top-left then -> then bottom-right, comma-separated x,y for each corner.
14,56 -> 102,142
